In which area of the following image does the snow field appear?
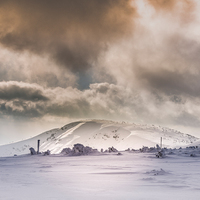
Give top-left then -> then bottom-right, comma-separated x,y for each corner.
0,152 -> 200,200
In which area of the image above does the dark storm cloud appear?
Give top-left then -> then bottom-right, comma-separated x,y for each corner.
1,81 -> 200,129
0,0 -> 135,72
0,82 -> 49,118
138,69 -> 200,97
0,101 -> 43,118
135,35 -> 200,97
0,82 -> 137,120
0,82 -> 49,101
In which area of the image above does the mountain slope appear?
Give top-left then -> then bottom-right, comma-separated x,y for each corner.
0,120 -> 199,157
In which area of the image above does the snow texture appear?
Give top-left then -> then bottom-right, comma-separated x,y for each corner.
1,151 -> 200,200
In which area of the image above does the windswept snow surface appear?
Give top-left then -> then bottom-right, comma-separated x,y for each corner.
0,120 -> 199,157
1,152 -> 200,200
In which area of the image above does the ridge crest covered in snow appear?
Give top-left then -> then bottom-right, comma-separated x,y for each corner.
0,119 -> 199,157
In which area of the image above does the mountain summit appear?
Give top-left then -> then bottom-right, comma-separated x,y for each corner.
0,120 -> 199,157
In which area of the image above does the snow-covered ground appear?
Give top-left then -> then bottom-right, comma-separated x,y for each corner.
1,119 -> 200,199
1,151 -> 200,200
0,120 -> 199,157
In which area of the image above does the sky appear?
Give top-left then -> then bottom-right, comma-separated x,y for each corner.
1,0 -> 200,144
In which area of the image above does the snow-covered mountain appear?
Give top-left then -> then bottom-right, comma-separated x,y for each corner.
0,119 -> 199,157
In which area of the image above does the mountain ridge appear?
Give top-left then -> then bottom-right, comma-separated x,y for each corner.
0,119 -> 199,157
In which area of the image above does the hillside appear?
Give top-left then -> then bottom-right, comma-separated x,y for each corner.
0,120 -> 199,157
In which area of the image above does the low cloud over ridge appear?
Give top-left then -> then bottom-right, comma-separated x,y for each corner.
1,81 -> 200,129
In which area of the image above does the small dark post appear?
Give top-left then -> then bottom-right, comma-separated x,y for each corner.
37,140 -> 40,154
160,137 -> 162,149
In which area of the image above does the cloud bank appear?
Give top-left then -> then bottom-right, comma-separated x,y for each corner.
0,0 -> 200,141
1,81 -> 200,129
